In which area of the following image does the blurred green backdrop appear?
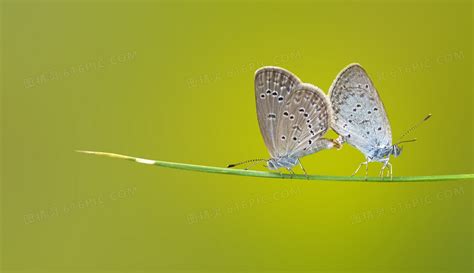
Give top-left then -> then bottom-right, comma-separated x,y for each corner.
1,0 -> 472,272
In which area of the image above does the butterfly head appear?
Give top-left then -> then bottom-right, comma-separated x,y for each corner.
267,159 -> 278,170
391,138 -> 418,158
391,145 -> 402,157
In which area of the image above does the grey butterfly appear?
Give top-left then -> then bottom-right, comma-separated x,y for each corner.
328,63 -> 430,179
229,66 -> 339,174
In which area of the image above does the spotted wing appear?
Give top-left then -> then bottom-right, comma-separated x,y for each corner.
255,66 -> 302,158
279,83 -> 332,158
328,63 -> 392,156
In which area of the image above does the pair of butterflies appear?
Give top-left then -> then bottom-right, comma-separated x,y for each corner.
230,64 -> 430,179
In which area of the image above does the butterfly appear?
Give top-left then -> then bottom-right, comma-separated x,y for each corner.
228,66 -> 340,175
328,63 -> 431,179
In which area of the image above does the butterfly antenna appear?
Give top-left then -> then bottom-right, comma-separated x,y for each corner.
227,158 -> 267,168
395,114 -> 432,144
396,138 -> 418,145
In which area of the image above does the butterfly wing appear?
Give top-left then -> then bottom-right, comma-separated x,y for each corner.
255,66 -> 302,158
328,63 -> 392,157
280,83 -> 332,158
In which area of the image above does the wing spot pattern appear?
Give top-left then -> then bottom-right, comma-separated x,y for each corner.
292,125 -> 302,132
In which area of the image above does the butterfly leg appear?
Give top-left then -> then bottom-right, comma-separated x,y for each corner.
387,162 -> 393,180
287,168 -> 295,179
352,160 -> 369,179
379,159 -> 392,180
365,161 -> 369,180
298,159 -> 309,180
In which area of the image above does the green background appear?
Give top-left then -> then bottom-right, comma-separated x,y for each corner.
1,0 -> 472,272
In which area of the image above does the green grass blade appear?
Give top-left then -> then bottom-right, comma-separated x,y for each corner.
76,150 -> 474,182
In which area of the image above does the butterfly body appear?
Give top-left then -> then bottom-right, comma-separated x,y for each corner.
267,138 -> 337,170
267,155 -> 299,170
370,145 -> 401,161
337,138 -> 401,163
